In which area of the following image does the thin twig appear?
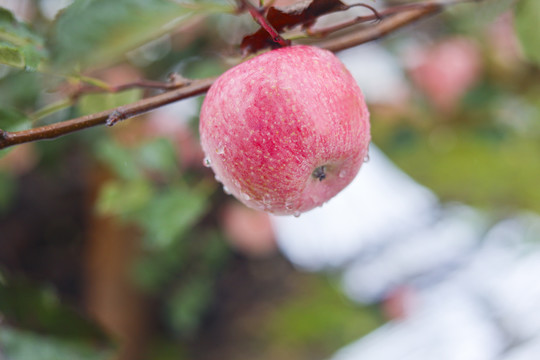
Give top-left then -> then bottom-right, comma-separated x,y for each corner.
317,2 -> 443,52
0,77 -> 216,149
70,74 -> 190,101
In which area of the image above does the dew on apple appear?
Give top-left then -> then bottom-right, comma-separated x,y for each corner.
364,154 -> 370,163
293,211 -> 301,218
285,199 -> 294,210
223,185 -> 232,195
199,45 -> 371,215
203,157 -> 211,167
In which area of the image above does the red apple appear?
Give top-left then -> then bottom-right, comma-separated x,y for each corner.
407,37 -> 482,112
199,45 -> 370,215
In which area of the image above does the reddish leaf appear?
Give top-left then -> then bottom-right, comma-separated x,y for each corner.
241,0 -> 348,53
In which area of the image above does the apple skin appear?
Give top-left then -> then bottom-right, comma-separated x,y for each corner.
199,45 -> 370,215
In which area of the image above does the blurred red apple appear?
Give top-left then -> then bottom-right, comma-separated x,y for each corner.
407,37 -> 482,112
199,45 -> 370,215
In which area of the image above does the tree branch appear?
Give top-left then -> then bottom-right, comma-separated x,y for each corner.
0,0 -> 478,150
0,77 -> 215,149
317,2 -> 443,52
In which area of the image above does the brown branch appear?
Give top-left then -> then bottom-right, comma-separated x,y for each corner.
0,0 -> 478,150
317,2 -> 443,52
0,77 -> 215,149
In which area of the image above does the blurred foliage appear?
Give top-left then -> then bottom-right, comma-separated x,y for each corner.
78,90 -> 143,116
0,327 -> 111,360
264,277 -> 383,358
0,272 -> 108,342
0,7 -> 46,70
514,0 -> 540,65
0,0 -> 538,359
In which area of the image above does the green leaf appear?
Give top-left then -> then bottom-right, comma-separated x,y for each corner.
96,179 -> 154,217
515,0 -> 540,65
168,278 -> 213,335
0,327 -> 112,360
0,276 -> 109,342
0,71 -> 40,109
50,0 -> 195,69
77,89 -> 142,116
136,138 -> 179,176
0,43 -> 23,67
0,7 -> 46,70
0,171 -> 15,212
137,184 -> 210,250
93,139 -> 142,179
0,107 -> 31,132
0,7 -> 16,23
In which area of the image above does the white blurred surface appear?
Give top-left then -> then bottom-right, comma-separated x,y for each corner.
271,43 -> 540,359
332,288 -> 505,360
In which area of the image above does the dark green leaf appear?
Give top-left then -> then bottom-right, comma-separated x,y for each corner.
0,171 -> 15,212
93,139 -> 142,179
0,275 -> 109,342
0,71 -> 41,109
515,0 -> 540,65
136,138 -> 179,176
0,327 -> 112,360
137,184 -> 210,250
50,0 -> 193,69
96,179 -> 154,217
0,7 -> 16,23
168,278 -> 213,335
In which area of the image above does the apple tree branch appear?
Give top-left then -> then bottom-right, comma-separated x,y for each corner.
0,0 -> 479,150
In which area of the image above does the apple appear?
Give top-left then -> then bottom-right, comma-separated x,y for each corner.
199,45 -> 370,216
407,37 -> 481,112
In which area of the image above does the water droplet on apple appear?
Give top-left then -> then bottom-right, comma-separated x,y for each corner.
223,186 -> 231,195
242,192 -> 251,201
338,169 -> 347,178
203,157 -> 211,167
214,174 -> 221,183
285,200 -> 294,210
216,146 -> 225,155
293,211 -> 301,218
364,154 -> 370,163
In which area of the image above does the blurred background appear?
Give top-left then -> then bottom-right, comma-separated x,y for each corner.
0,0 -> 539,359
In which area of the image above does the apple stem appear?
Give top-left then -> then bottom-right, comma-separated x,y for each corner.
238,0 -> 290,48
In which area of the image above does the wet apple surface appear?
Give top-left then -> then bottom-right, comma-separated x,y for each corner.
200,45 -> 370,215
